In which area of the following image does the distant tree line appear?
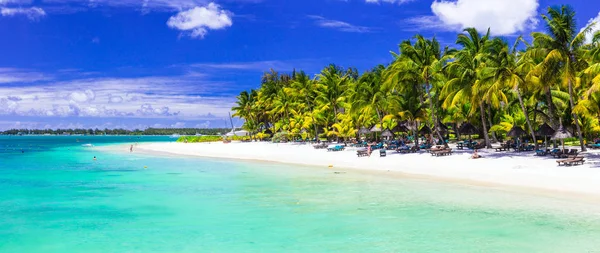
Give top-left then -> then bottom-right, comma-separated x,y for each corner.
0,128 -> 232,136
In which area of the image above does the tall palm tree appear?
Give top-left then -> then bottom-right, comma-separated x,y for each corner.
351,65 -> 397,127
485,38 -> 538,145
442,28 -> 494,148
388,35 -> 448,146
532,5 -> 593,150
290,71 -> 319,138
315,64 -> 350,137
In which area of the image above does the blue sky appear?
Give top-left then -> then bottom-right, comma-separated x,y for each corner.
0,0 -> 599,130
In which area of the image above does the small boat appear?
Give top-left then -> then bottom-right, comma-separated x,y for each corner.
82,144 -> 94,147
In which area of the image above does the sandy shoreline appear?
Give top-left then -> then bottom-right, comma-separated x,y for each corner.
104,141 -> 600,200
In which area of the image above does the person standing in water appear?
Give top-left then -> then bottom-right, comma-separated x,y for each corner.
130,145 -> 133,152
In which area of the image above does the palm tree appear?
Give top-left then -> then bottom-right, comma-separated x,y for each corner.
232,90 -> 258,136
442,28 -> 494,148
388,35 -> 448,146
351,65 -> 397,127
485,38 -> 538,146
532,5 -> 593,150
290,71 -> 319,139
315,64 -> 350,139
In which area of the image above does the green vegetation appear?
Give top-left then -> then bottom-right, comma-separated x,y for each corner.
1,128 -> 231,136
233,5 -> 600,150
177,135 -> 251,143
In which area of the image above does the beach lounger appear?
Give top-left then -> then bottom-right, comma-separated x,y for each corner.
535,149 -> 549,156
431,148 -> 452,157
356,149 -> 369,157
557,156 -> 585,166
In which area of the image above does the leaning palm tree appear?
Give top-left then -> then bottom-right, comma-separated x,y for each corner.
532,5 -> 593,150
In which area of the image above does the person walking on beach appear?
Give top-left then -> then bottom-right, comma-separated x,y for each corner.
130,145 -> 133,152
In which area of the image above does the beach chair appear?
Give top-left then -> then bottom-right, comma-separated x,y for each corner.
557,156 -> 585,166
535,149 -> 549,156
356,149 -> 369,157
379,149 -> 386,157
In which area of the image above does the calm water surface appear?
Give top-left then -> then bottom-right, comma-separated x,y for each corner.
1,136 -> 600,252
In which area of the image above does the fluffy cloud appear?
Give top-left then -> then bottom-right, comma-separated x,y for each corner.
430,0 -> 539,35
0,70 -> 236,124
68,89 -> 95,103
108,94 -> 124,103
582,12 -> 600,44
137,103 -> 179,116
0,68 -> 50,83
167,3 -> 233,39
0,98 -> 18,114
1,7 -> 46,20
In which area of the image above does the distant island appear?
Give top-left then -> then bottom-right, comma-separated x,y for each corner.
0,128 -> 232,136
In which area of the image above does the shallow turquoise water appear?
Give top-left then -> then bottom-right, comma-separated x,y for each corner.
2,136 -> 600,252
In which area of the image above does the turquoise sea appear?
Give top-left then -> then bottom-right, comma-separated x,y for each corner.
2,136 -> 600,252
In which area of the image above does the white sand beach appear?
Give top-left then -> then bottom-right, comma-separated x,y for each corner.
122,142 -> 600,198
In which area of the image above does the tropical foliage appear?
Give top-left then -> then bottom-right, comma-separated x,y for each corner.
233,5 -> 600,150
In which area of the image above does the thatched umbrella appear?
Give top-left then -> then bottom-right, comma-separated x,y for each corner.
552,125 -> 572,153
370,125 -> 382,132
535,123 -> 555,149
381,129 -> 394,139
418,125 -> 431,135
370,125 -> 382,140
459,123 -> 478,135
393,124 -> 409,133
458,123 -> 478,140
358,127 -> 370,135
507,126 -> 527,138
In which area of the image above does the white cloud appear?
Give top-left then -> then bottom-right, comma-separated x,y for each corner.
430,0 -> 539,35
582,12 -> 600,44
0,68 -> 50,83
308,15 -> 373,33
108,94 -> 123,103
68,89 -> 96,103
137,103 -> 179,116
0,98 -> 18,114
167,3 -> 233,39
0,74 -> 236,120
171,122 -> 186,128
1,7 -> 46,20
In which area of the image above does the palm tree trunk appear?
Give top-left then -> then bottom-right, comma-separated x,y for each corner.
333,105 -> 339,142
479,103 -> 492,148
516,87 -> 537,148
568,80 -> 586,151
414,121 -> 420,147
487,104 -> 498,143
545,87 -> 557,129
426,81 -> 448,148
455,123 -> 461,141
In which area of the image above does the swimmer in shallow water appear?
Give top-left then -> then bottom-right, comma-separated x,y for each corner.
93,156 -> 97,161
